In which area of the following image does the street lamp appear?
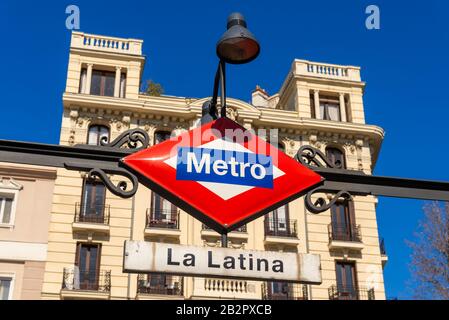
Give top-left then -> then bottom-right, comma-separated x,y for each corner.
202,12 -> 260,123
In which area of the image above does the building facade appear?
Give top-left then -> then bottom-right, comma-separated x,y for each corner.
0,163 -> 56,300
40,31 -> 387,300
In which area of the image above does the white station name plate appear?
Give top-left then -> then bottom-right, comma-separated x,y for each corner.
123,241 -> 322,284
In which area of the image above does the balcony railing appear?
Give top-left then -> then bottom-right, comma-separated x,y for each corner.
262,282 -> 308,300
71,32 -> 143,55
328,223 -> 362,242
75,203 -> 110,225
380,237 -> 387,255
137,274 -> 184,296
62,268 -> 111,292
328,285 -> 375,300
146,208 -> 179,229
202,224 -> 247,233
264,218 -> 297,238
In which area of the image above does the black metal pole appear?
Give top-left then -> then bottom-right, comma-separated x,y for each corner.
219,60 -> 227,118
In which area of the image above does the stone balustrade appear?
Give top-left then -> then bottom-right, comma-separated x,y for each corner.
71,31 -> 143,55
193,277 -> 261,299
294,59 -> 361,81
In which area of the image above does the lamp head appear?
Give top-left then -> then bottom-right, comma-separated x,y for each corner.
216,13 -> 260,64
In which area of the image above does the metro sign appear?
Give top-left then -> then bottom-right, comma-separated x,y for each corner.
122,117 -> 323,233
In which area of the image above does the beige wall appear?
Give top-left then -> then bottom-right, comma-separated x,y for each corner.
0,163 -> 56,300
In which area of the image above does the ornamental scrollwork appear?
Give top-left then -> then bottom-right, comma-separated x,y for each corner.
295,145 -> 343,169
87,168 -> 138,199
305,187 -> 353,214
100,128 -> 150,151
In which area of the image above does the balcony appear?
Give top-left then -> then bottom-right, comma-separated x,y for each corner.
201,224 -> 248,241
192,278 -> 260,300
264,218 -> 299,245
72,203 -> 110,234
262,282 -> 308,300
328,223 -> 364,251
136,274 -> 184,300
328,285 -> 375,300
380,237 -> 388,266
144,208 -> 181,239
61,268 -> 111,300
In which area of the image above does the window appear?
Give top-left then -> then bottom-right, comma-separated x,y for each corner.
91,70 -> 115,97
310,93 -> 316,118
268,282 -> 291,298
79,68 -> 87,94
87,125 -> 109,146
335,262 -> 358,300
0,194 -> 14,224
120,73 -> 126,98
75,243 -> 101,290
154,131 -> 171,145
151,131 -> 177,223
325,147 -> 346,169
80,179 -> 106,221
0,277 -> 12,300
331,200 -> 358,242
319,95 -> 341,121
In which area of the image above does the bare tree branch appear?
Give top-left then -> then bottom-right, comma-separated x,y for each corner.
406,202 -> 449,299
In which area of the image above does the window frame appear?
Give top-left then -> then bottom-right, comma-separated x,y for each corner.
80,178 -> 106,218
325,146 -> 346,169
0,273 -> 15,300
90,69 -> 116,97
87,124 -> 110,146
0,180 -> 22,228
335,261 -> 359,298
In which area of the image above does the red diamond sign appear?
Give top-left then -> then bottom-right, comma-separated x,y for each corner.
122,117 -> 323,233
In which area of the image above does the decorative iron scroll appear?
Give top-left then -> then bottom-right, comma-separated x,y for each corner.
100,128 -> 150,151
295,146 -> 342,169
87,168 -> 138,198
305,187 -> 353,214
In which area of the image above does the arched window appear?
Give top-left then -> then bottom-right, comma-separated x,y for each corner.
87,125 -> 109,146
326,147 -> 346,169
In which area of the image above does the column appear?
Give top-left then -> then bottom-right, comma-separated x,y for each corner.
339,93 -> 347,122
85,63 -> 93,94
114,66 -> 122,98
313,90 -> 320,119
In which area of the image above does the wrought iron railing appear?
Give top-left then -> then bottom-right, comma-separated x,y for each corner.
62,268 -> 111,292
328,223 -> 362,242
146,208 -> 179,229
380,237 -> 387,255
264,218 -> 297,238
202,224 -> 247,233
262,282 -> 308,300
328,285 -> 375,300
75,202 -> 110,224
137,274 -> 184,296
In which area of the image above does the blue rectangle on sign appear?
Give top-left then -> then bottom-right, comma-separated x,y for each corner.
176,147 -> 274,189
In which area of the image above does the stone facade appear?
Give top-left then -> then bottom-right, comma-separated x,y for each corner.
40,32 -> 386,300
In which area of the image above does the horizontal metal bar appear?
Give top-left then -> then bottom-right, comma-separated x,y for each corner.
315,168 -> 449,201
1,139 -> 449,201
0,139 -> 128,170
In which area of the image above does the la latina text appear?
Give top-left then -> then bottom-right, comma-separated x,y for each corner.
166,248 -> 284,272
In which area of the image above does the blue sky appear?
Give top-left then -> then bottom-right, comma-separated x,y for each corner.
1,0 -> 448,299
